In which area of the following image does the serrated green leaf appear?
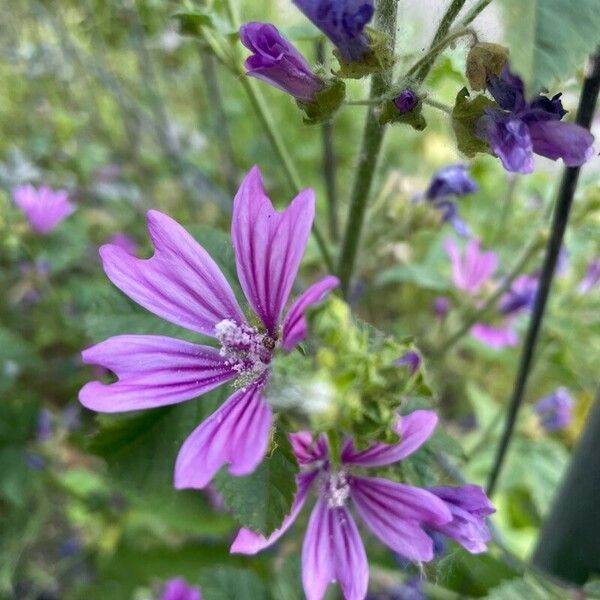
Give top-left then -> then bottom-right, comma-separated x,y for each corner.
199,567 -> 270,600
214,428 -> 298,536
501,0 -> 600,92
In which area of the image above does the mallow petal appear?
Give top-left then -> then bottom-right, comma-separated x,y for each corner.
79,335 -> 236,412
289,431 -> 329,465
528,120 -> 595,167
341,409 -> 438,467
232,167 -> 315,336
351,476 -> 452,562
302,499 -> 368,600
230,470 -> 318,554
471,322 -> 518,348
174,382 -> 272,489
100,210 -> 244,336
282,275 -> 339,350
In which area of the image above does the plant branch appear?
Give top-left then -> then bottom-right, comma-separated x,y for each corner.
460,0 -> 493,27
486,51 -> 600,497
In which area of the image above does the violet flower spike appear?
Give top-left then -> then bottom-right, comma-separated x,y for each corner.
478,65 -> 595,173
13,183 -> 75,234
293,0 -> 374,62
232,410 -> 494,600
79,166 -> 339,489
534,387 -> 574,431
161,577 -> 202,600
240,22 -> 323,102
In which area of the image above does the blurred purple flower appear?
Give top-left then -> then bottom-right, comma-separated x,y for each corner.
425,164 -> 478,200
534,387 -> 574,431
445,238 -> 497,295
499,274 -> 538,315
293,0 -> 374,62
13,184 -> 75,234
395,350 -> 421,375
240,22 -> 323,101
161,577 -> 202,600
470,322 -> 518,349
37,408 -> 53,442
577,259 -> 600,294
79,167 -> 338,490
435,199 -> 471,237
108,232 -> 138,256
232,410 -> 493,600
478,66 -> 595,173
427,484 -> 495,553
393,89 -> 419,113
434,296 -> 450,318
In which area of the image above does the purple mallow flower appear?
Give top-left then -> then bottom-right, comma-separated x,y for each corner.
394,89 -> 419,113
79,166 -> 339,490
577,259 -> 600,294
231,410 -> 493,600
445,238 -> 497,295
293,0 -> 374,62
478,66 -> 595,173
470,323 -> 518,349
161,577 -> 202,600
13,184 -> 75,234
240,22 -> 323,101
534,387 -> 574,431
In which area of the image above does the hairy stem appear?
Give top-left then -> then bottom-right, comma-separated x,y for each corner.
460,0 -> 493,26
486,51 -> 600,497
337,0 -> 398,296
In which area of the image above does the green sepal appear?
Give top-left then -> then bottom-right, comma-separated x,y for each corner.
334,28 -> 394,79
296,78 -> 346,125
379,99 -> 427,130
451,87 -> 496,157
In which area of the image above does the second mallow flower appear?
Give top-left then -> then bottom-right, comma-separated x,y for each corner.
232,410 -> 494,600
79,166 -> 338,490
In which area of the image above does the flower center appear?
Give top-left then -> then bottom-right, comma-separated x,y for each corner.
215,319 -> 275,380
326,470 -> 351,508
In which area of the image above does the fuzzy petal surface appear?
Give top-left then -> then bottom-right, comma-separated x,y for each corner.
80,335 -> 236,412
174,382 -> 272,489
100,210 -> 245,336
282,275 -> 339,350
232,166 -> 314,336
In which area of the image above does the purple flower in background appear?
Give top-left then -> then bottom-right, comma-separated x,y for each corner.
470,322 -> 518,349
293,0 -> 375,62
577,259 -> 600,294
534,387 -> 574,431
161,577 -> 202,600
478,66 -> 595,173
395,351 -> 421,375
37,408 -> 53,442
240,22 -> 323,101
445,238 -> 497,295
108,232 -> 138,256
499,274 -> 538,315
425,164 -> 478,200
232,410 -> 493,600
13,184 -> 75,234
393,89 -> 419,113
427,485 -> 495,552
79,166 -> 339,490
434,296 -> 450,318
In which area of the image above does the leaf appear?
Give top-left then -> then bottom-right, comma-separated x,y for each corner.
485,575 -> 565,599
214,428 -> 298,536
199,567 -> 270,600
500,0 -> 600,92
451,87 -> 494,158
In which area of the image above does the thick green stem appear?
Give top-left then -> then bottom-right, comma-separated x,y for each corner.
486,51 -> 600,497
337,0 -> 398,296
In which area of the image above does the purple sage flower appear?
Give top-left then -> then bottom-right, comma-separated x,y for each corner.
393,89 -> 419,113
161,577 -> 202,600
534,387 -> 574,431
425,164 -> 478,200
499,274 -> 538,315
107,232 -> 138,256
445,238 -> 497,295
577,259 -> 600,294
293,0 -> 375,62
478,66 -> 595,173
240,22 -> 323,101
232,410 -> 493,600
395,351 -> 421,375
13,184 -> 75,234
79,166 -> 339,490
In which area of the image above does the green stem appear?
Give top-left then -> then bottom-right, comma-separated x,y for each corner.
460,0 -> 493,26
492,174 -> 518,243
337,0 -> 398,297
436,232 -> 544,355
422,96 -> 453,114
486,51 -> 600,497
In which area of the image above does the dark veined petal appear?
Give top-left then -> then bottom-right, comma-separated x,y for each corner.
289,431 -> 330,465
302,499 -> 368,600
281,275 -> 339,350
341,410 -> 438,467
174,382 -> 272,489
231,166 -> 315,336
230,470 -> 318,554
100,210 -> 245,336
79,335 -> 236,412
